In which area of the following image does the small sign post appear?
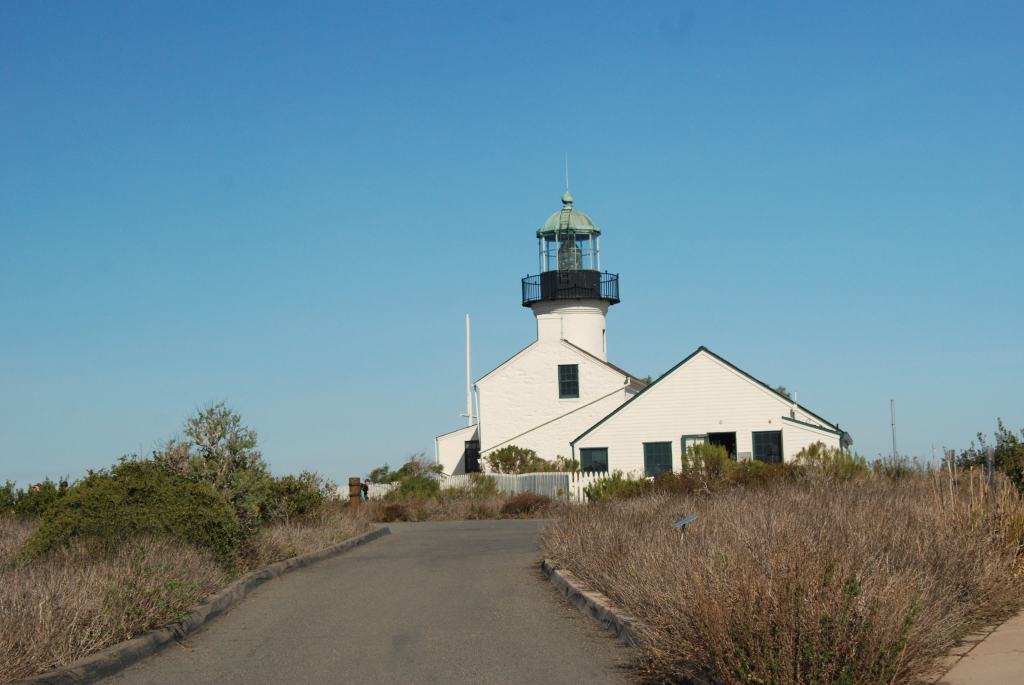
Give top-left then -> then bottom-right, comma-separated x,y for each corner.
672,514 -> 698,542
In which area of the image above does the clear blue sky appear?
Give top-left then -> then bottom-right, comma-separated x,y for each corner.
2,1 -> 1021,485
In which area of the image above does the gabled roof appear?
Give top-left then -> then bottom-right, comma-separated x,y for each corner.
572,345 -> 840,445
474,341 -> 538,385
475,338 -> 644,387
559,339 -> 645,384
434,424 -> 479,440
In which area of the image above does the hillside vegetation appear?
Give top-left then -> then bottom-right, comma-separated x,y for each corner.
545,445 -> 1024,685
0,405 -> 369,683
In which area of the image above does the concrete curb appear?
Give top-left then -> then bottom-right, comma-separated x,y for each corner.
15,526 -> 391,685
541,559 -> 644,647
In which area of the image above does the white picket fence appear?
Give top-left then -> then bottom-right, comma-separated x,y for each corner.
441,470 -> 607,502
346,471 -> 612,503
337,482 -> 398,500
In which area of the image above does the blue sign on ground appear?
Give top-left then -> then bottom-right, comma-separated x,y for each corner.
672,514 -> 699,529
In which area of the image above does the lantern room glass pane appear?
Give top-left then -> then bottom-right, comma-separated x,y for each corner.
541,235 -> 598,272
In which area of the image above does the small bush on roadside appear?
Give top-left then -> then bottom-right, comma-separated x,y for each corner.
794,442 -> 870,480
584,471 -> 652,502
23,460 -> 241,567
500,493 -> 552,517
267,471 -> 335,522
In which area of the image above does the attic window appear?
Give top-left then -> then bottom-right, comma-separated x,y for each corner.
558,364 -> 579,398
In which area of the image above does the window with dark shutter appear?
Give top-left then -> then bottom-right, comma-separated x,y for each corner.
558,364 -> 579,398
643,442 -> 673,477
752,430 -> 783,464
579,447 -> 609,472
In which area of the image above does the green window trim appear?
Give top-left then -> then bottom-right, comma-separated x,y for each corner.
558,364 -> 579,399
579,447 -> 609,473
643,441 -> 673,477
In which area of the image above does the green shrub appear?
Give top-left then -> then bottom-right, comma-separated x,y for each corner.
23,460 -> 241,567
794,442 -> 869,480
584,471 -> 652,502
393,474 -> 440,498
683,443 -> 731,480
500,493 -> 552,517
267,471 -> 334,521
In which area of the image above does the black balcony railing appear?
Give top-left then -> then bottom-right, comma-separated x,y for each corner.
522,270 -> 620,307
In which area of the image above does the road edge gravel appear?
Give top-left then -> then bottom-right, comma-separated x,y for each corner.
14,526 -> 391,685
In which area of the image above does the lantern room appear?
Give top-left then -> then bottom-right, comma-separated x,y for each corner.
538,191 -> 601,272
522,191 -> 620,307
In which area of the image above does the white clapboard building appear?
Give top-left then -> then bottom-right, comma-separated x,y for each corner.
435,192 -> 850,477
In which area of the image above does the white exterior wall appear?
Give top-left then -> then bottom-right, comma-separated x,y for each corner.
781,419 -> 842,456
435,425 -> 478,476
531,300 -> 609,361
477,339 -> 633,462
574,350 -> 840,475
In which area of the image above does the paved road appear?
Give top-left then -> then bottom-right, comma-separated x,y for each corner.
103,520 -> 631,685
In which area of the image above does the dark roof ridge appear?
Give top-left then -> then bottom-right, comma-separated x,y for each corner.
572,345 -> 839,445
559,339 -> 644,383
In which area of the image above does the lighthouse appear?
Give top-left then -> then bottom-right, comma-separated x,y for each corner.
521,191 -> 620,360
434,188 -> 850,478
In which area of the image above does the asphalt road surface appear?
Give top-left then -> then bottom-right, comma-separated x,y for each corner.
102,520 -> 632,685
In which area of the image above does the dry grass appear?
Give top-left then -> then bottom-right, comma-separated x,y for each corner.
239,503 -> 372,571
0,504 -> 373,683
543,470 -> 1024,685
0,529 -> 228,683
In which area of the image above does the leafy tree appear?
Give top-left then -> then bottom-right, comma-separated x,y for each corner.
368,454 -> 442,483
155,402 -> 271,536
775,385 -> 793,400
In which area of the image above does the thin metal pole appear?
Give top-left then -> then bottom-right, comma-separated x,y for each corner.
890,399 -> 897,459
466,314 -> 472,427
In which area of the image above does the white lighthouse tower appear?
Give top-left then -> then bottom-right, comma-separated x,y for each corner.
521,191 -> 620,360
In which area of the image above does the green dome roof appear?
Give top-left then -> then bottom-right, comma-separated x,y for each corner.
537,191 -> 601,237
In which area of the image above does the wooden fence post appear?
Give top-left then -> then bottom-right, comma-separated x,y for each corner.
348,477 -> 362,505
